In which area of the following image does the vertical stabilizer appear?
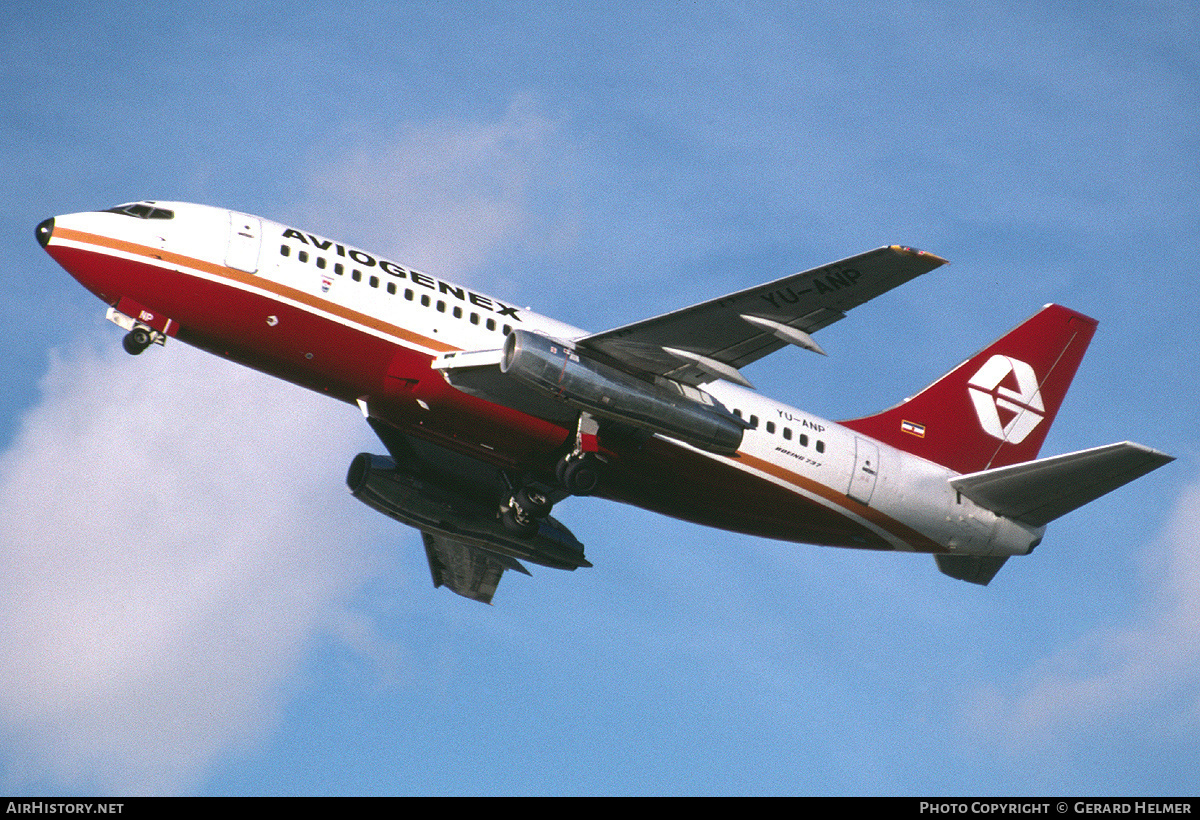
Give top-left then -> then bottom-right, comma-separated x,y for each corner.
842,305 -> 1098,474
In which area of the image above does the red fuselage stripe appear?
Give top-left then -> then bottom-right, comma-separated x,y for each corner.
52,226 -> 460,354
50,224 -> 942,553
735,452 -> 944,552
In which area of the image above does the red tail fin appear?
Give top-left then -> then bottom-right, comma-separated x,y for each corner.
841,304 -> 1098,474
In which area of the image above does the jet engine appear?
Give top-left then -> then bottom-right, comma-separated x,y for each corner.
346,453 -> 589,571
500,329 -> 747,455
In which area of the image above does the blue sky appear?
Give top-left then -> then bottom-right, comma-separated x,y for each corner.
1,0 -> 1197,796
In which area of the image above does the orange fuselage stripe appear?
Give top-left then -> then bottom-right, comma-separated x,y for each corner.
736,451 -> 944,552
54,224 -> 943,552
52,226 -> 459,354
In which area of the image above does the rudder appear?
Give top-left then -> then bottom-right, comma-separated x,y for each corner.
841,304 -> 1098,474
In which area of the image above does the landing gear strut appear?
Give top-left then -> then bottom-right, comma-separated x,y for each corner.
556,411 -> 603,496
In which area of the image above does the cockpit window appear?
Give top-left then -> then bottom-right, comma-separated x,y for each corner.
103,202 -> 175,220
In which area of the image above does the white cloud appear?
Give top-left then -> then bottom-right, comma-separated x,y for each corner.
967,475 -> 1200,748
0,101 -> 582,793
292,96 -> 581,283
0,341 -> 389,794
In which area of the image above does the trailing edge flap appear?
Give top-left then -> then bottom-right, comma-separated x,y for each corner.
936,555 -> 1009,586
576,246 -> 947,386
949,441 -> 1174,528
422,531 -> 531,605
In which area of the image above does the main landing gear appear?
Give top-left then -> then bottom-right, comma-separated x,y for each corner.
556,452 -> 601,496
500,484 -> 553,538
498,413 -> 606,538
558,411 -> 602,496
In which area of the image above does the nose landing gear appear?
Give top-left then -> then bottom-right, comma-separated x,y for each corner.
122,327 -> 154,355
106,304 -> 173,355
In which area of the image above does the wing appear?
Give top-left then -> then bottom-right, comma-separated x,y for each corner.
576,245 -> 947,386
352,415 -> 589,605
422,531 -> 531,605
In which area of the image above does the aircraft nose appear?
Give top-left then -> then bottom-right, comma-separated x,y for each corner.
35,217 -> 54,248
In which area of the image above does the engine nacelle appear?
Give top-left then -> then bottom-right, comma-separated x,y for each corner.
501,329 -> 746,455
346,453 -> 589,571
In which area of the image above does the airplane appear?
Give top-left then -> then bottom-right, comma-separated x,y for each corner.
35,201 -> 1173,603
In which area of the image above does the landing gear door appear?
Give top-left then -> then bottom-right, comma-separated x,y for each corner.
848,437 -> 880,505
226,211 -> 262,274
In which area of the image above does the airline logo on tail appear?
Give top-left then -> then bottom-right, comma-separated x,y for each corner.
967,355 -> 1045,444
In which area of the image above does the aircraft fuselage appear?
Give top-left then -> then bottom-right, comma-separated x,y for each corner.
40,200 -> 1165,599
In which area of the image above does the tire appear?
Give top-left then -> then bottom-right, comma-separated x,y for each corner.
123,329 -> 151,355
515,486 -> 552,519
561,457 -> 599,496
501,506 -> 539,538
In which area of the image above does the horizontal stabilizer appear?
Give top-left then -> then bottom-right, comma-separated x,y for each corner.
949,441 -> 1174,527
935,554 -> 1009,586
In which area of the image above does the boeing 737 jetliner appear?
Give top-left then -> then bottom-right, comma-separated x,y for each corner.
35,202 -> 1173,603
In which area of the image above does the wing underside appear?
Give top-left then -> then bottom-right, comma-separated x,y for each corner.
422,531 -> 531,605
353,416 -> 588,605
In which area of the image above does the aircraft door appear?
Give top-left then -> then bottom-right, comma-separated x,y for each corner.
848,437 -> 880,505
226,211 -> 262,273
